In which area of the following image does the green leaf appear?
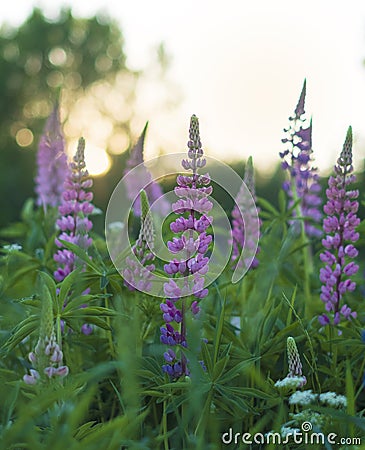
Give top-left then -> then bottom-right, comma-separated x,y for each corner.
201,341 -> 213,375
63,315 -> 111,331
37,271 -> 57,303
62,293 -> 111,313
58,239 -> 102,274
212,355 -> 230,382
257,197 -> 279,216
57,268 -> 83,312
62,306 -> 117,318
100,273 -> 109,289
218,357 -> 260,384
1,315 -> 39,354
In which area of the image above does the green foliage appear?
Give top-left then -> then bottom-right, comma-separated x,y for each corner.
0,172 -> 364,449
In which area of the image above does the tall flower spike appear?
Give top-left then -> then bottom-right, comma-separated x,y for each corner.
23,283 -> 69,385
280,80 -> 322,238
230,156 -> 261,269
319,127 -> 360,329
287,336 -> 304,378
35,103 -> 70,209
274,336 -> 306,390
124,122 -> 169,216
123,189 -> 156,292
161,115 -> 213,379
54,138 -> 95,334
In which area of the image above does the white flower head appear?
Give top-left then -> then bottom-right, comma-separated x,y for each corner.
319,392 -> 347,408
275,375 -> 307,390
289,389 -> 316,406
3,244 -> 22,252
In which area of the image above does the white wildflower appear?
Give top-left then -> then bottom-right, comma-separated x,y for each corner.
319,392 -> 347,408
3,244 -> 22,252
289,389 -> 316,406
291,411 -> 324,428
275,376 -> 307,389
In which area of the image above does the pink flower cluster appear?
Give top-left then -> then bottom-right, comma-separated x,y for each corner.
230,156 -> 261,270
280,80 -> 322,238
53,138 -> 94,335
23,332 -> 69,385
54,138 -> 94,283
35,104 -> 70,209
319,127 -> 360,328
124,123 -> 169,216
161,115 -> 213,378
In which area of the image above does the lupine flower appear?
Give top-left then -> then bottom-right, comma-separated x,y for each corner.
275,336 -> 306,390
54,137 -> 94,282
23,283 -> 69,385
280,80 -> 322,238
230,156 -> 261,269
319,127 -> 360,328
286,336 -> 304,379
161,115 -> 213,378
35,103 -> 70,209
53,137 -> 94,334
124,123 -> 169,216
123,190 -> 156,292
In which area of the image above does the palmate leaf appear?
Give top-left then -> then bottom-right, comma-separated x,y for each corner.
214,384 -> 253,415
212,355 -> 230,382
217,357 -> 260,384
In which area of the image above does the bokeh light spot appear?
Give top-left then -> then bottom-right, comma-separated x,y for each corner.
48,47 -> 67,66
47,70 -> 64,88
95,54 -> 113,73
16,128 -> 33,147
108,131 -> 129,155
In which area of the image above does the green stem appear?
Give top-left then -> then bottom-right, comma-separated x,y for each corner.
290,172 -> 311,318
104,292 -> 114,358
162,400 -> 169,450
56,314 -> 62,349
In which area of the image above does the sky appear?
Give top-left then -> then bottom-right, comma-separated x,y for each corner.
2,0 -> 365,176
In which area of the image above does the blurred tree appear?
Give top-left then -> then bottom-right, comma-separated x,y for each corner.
0,8 -> 139,227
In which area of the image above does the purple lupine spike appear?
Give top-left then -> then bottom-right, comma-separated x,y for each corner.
280,82 -> 322,238
294,79 -> 306,119
160,115 -> 213,379
230,156 -> 261,269
287,337 -> 304,379
319,127 -> 360,329
53,138 -> 95,334
23,331 -> 69,385
124,123 -> 170,216
123,190 -> 156,292
35,103 -> 70,209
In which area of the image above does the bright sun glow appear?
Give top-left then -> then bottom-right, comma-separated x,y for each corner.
67,140 -> 112,177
